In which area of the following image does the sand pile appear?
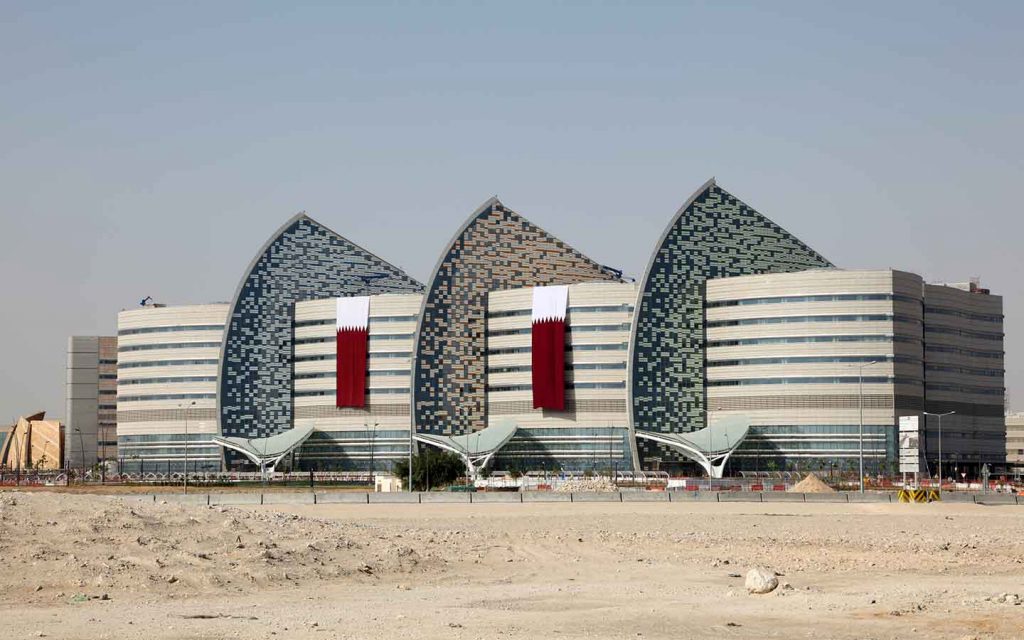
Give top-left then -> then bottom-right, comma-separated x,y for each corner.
789,473 -> 836,493
0,492 -> 442,604
554,477 -> 617,492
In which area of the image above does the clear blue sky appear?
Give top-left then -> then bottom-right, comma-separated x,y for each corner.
1,1 -> 1021,420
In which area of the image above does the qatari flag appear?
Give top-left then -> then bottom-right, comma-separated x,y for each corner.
336,296 -> 370,408
531,285 -> 569,410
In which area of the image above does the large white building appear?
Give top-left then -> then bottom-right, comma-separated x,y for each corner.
73,181 -> 1006,479
291,294 -> 421,471
705,269 -> 1004,475
486,282 -> 636,472
116,303 -> 228,473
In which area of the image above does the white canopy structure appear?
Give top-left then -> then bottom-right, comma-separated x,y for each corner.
213,424 -> 315,473
413,420 -> 518,478
634,415 -> 752,478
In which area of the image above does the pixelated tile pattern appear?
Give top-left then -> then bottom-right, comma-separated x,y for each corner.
631,182 -> 833,437
415,200 -> 620,436
220,215 -> 423,440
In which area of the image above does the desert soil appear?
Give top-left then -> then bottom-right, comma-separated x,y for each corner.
1,491 -> 1023,639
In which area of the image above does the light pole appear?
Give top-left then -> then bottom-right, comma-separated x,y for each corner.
408,428 -> 414,493
923,411 -> 955,491
367,421 -> 378,490
699,406 -> 723,480
179,401 -> 196,494
73,427 -> 86,480
853,361 -> 880,494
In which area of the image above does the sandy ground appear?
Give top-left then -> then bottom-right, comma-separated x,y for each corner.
2,492 -> 1024,639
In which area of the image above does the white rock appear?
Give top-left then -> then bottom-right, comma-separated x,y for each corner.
745,567 -> 779,594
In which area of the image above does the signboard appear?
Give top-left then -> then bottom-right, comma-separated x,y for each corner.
898,416 -> 922,473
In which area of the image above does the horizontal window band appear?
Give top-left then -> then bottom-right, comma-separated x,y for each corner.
707,335 -> 918,348
487,305 -> 634,319
118,342 -> 221,352
924,383 -> 1004,396
294,316 -> 419,328
294,389 -> 410,397
488,362 -> 627,374
487,382 -> 627,392
116,407 -> 218,423
118,376 -> 217,385
488,343 -> 627,356
707,355 -> 917,367
707,293 -> 919,307
488,399 -> 628,416
924,307 -> 1002,322
119,359 -> 219,368
294,334 -> 413,345
294,370 -> 410,380
118,324 -> 223,336
489,324 -> 631,337
925,364 -> 1004,377
294,404 -> 411,418
707,314 -> 918,328
925,345 -> 1003,359
118,393 -> 216,402
295,352 -> 412,362
708,376 -> 898,386
924,326 -> 1003,340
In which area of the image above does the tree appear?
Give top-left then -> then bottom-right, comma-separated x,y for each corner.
392,449 -> 466,491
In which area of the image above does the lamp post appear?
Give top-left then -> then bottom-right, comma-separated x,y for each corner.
852,361 -> 881,494
408,428 -> 414,493
179,401 -> 196,494
700,406 -> 723,480
923,411 -> 955,492
73,427 -> 86,480
367,421 -> 378,490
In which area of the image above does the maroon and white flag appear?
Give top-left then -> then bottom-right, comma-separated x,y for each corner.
336,296 -> 370,408
531,285 -> 569,410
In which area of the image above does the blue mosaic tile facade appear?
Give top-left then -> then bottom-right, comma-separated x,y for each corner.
630,180 -> 833,443
219,215 -> 423,441
414,199 -> 620,436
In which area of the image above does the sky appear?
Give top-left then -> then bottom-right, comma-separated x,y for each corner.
1,1 -> 1022,422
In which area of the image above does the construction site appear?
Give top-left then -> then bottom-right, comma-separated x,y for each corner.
1,489 -> 1023,640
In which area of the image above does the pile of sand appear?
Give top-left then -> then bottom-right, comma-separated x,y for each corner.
789,473 -> 836,493
553,477 -> 617,492
0,492 -> 441,605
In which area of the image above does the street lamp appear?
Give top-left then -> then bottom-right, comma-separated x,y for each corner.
851,360 -> 882,494
699,406 -> 723,480
73,427 -> 86,479
178,401 -> 196,494
923,411 -> 955,491
408,428 -> 414,493
366,421 -> 378,490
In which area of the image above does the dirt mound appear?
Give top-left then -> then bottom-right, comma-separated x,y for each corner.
0,492 -> 442,605
789,474 -> 836,493
554,477 -> 617,492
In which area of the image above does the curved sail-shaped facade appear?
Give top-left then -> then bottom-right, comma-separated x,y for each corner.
219,214 -> 423,442
629,179 -> 833,440
414,198 -> 621,436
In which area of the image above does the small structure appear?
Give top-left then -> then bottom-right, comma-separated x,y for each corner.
634,415 -> 751,478
212,425 -> 315,474
413,420 -> 518,478
1,412 -> 64,470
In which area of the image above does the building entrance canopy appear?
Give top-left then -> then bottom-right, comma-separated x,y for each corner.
213,424 -> 315,472
413,420 -> 518,478
635,415 -> 751,478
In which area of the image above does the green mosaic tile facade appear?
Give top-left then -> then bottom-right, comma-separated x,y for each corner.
630,180 -> 833,442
